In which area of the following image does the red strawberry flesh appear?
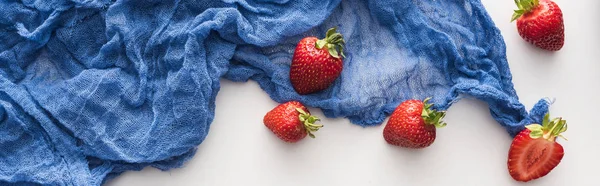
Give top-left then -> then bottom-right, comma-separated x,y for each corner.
507,113 -> 568,182
508,129 -> 564,181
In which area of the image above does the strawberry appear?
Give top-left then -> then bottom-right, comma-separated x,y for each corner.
263,101 -> 323,143
507,113 -> 567,182
511,0 -> 564,51
290,27 -> 345,95
383,98 -> 446,148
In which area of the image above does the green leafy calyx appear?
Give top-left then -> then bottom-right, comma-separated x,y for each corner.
421,97 -> 447,128
511,0 -> 539,22
296,108 -> 323,138
315,27 -> 346,59
525,113 -> 568,141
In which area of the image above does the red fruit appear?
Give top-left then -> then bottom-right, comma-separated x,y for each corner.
263,101 -> 323,143
511,0 -> 564,51
507,113 -> 568,182
290,27 -> 345,95
383,98 -> 446,148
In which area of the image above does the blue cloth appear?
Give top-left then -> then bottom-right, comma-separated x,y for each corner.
0,0 -> 549,185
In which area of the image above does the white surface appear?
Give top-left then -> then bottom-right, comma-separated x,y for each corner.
105,0 -> 600,185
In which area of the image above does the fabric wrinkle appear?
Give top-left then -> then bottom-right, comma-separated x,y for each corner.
0,0 -> 550,185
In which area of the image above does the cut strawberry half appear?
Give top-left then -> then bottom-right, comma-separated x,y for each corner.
507,113 -> 567,182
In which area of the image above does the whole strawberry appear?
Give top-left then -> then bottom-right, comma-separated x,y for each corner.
507,113 -> 567,182
383,98 -> 446,148
511,0 -> 564,51
263,101 -> 323,143
290,27 -> 345,95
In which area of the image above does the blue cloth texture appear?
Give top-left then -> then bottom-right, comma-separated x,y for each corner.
0,0 -> 550,185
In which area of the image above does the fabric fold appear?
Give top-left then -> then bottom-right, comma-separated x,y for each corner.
0,0 -> 548,185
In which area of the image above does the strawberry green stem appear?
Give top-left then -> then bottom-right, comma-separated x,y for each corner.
421,97 -> 447,128
296,108 -> 323,138
524,113 -> 568,141
511,0 -> 540,22
315,27 -> 346,59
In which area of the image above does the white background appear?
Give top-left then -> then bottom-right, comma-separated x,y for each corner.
106,0 -> 600,185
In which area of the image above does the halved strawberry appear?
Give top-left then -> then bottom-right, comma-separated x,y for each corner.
507,113 -> 567,182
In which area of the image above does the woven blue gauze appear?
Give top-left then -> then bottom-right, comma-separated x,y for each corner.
0,0 -> 550,185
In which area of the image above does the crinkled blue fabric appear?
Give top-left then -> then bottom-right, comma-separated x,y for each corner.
0,0 -> 549,185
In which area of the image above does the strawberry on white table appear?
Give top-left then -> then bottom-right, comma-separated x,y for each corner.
507,113 -> 568,182
511,0 -> 564,51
